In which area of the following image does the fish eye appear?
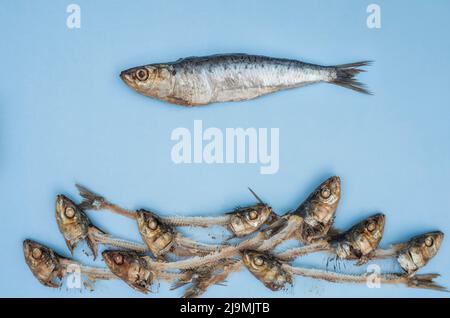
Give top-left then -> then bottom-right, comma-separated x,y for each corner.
249,210 -> 258,220
148,218 -> 158,230
254,256 -> 264,266
425,237 -> 434,247
114,254 -> 124,265
64,206 -> 76,218
367,221 -> 376,232
32,248 -> 42,259
320,188 -> 331,199
135,68 -> 149,81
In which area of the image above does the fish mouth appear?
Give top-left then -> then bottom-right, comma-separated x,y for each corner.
329,176 -> 341,188
330,176 -> 341,183
23,239 -> 41,251
102,251 -> 115,268
23,239 -> 34,254
119,70 -> 127,81
373,213 -> 385,223
119,70 -> 135,87
23,239 -> 32,248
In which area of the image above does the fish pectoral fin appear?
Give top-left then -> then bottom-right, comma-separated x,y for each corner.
165,96 -> 200,107
262,217 -> 288,238
43,277 -> 61,288
86,225 -> 105,260
64,238 -> 75,255
355,256 -> 369,266
326,226 -> 341,238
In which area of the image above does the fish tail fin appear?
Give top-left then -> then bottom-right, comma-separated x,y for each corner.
408,273 -> 448,292
330,61 -> 372,95
76,184 -> 106,211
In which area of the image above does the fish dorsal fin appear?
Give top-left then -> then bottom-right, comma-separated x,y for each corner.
327,227 -> 341,238
248,187 -> 265,205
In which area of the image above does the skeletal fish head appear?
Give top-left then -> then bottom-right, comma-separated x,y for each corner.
136,209 -> 175,256
295,176 -> 341,243
228,204 -> 273,237
335,213 -> 385,261
23,239 -> 63,288
55,195 -> 90,255
397,231 -> 444,276
241,250 -> 292,291
102,250 -> 154,294
120,64 -> 175,101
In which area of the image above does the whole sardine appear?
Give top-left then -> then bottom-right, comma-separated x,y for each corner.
120,54 -> 371,106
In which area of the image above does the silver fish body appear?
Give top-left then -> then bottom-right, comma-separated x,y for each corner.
120,54 -> 371,106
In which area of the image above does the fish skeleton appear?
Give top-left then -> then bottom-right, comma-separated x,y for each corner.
55,194 -> 148,258
23,239 -> 116,288
277,213 -> 385,265
102,249 -> 197,294
171,258 -> 241,298
375,231 -> 444,277
120,53 -> 371,106
241,250 -> 446,292
76,184 -> 274,239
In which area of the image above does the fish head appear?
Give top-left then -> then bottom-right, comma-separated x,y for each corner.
23,239 -> 63,288
398,231 -> 444,275
55,195 -> 90,254
228,204 -> 273,236
295,176 -> 341,242
340,213 -> 385,259
136,209 -> 175,256
102,250 -> 154,293
311,175 -> 341,207
120,64 -> 175,100
241,250 -> 292,291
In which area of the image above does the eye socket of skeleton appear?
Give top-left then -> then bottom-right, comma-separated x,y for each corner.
317,185 -> 338,204
366,220 -> 377,232
424,236 -> 434,247
32,248 -> 42,260
147,217 -> 159,231
64,206 -> 76,219
246,210 -> 259,221
114,254 -> 124,265
253,255 -> 265,267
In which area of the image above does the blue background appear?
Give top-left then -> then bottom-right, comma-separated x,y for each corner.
1,0 -> 449,297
